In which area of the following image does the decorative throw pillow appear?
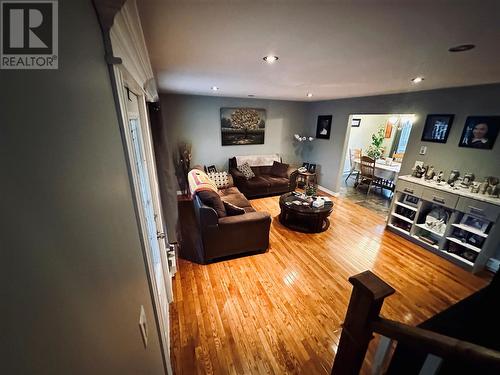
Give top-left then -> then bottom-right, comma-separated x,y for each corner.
270,161 -> 289,178
223,201 -> 245,216
197,190 -> 226,217
237,162 -> 255,180
208,171 -> 230,189
188,169 -> 218,194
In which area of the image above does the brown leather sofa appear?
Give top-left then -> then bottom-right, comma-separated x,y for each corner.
191,177 -> 271,263
229,156 -> 298,198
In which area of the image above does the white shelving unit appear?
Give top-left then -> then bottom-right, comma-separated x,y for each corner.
392,212 -> 414,224
386,176 -> 500,273
446,237 -> 481,253
388,223 -> 410,235
411,234 -> 439,250
451,223 -> 488,238
395,201 -> 418,211
444,251 -> 474,267
414,223 -> 444,237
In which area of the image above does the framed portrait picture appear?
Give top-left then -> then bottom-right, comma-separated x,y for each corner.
316,115 -> 332,139
402,193 -> 419,207
421,114 -> 454,143
458,116 -> 500,150
206,165 -> 217,173
351,118 -> 361,127
460,214 -> 489,233
308,163 -> 317,173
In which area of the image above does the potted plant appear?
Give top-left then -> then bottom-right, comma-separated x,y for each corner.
366,126 -> 385,159
305,183 -> 317,197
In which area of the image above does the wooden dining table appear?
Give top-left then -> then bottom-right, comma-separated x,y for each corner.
353,158 -> 401,190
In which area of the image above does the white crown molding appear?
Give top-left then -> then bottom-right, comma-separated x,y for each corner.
110,0 -> 158,101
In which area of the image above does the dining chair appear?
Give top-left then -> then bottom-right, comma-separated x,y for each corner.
356,155 -> 380,195
392,152 -> 404,163
345,148 -> 362,183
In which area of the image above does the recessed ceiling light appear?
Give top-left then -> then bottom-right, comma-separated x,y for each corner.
449,44 -> 475,52
211,86 -> 219,91
263,55 -> 279,63
306,93 -> 313,97
411,77 -> 424,84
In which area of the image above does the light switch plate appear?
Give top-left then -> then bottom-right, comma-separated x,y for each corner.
139,305 -> 148,347
419,146 -> 427,155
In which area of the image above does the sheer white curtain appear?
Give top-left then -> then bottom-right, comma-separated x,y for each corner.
110,0 -> 158,102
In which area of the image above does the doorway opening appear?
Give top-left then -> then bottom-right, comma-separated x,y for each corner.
342,113 -> 415,217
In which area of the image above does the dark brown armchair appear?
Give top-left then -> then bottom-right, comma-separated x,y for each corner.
192,189 -> 271,263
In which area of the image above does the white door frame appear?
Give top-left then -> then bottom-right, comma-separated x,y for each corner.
113,64 -> 173,374
121,70 -> 174,299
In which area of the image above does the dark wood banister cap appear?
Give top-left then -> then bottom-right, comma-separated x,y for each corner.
348,270 -> 396,300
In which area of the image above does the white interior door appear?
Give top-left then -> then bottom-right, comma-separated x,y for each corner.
129,115 -> 171,346
114,66 -> 173,374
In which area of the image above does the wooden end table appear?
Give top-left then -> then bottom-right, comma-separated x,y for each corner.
297,171 -> 317,188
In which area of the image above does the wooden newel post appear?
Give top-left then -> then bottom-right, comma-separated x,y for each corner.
331,271 -> 395,375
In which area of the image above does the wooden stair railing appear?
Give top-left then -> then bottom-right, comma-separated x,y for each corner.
331,271 -> 500,375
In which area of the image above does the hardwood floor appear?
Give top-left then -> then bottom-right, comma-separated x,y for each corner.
170,194 -> 490,374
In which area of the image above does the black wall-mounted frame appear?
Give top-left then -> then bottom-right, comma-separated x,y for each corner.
316,115 -> 332,139
421,114 -> 454,143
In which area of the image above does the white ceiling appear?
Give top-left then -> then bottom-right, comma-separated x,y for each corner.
138,0 -> 500,101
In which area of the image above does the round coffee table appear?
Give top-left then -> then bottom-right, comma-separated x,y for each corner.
279,192 -> 334,233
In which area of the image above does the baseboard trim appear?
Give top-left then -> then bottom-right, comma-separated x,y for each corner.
317,185 -> 339,197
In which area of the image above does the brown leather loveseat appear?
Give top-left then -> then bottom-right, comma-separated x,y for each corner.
229,154 -> 298,198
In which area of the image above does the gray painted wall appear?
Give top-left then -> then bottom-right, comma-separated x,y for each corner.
162,85 -> 500,193
306,84 -> 500,192
161,86 -> 500,261
0,1 -> 164,373
160,94 -> 308,171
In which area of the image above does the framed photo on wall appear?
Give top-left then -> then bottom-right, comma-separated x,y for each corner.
460,214 -> 489,233
421,114 -> 454,143
316,115 -> 332,139
402,193 -> 419,207
351,118 -> 361,127
458,116 -> 500,150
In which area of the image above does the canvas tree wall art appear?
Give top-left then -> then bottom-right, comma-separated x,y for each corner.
221,108 -> 266,145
